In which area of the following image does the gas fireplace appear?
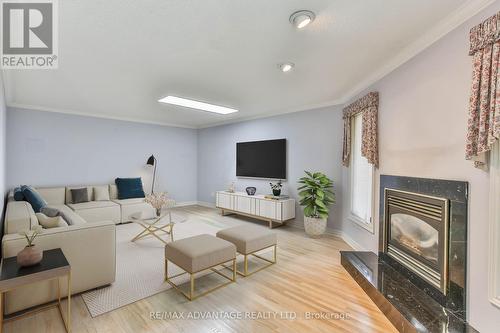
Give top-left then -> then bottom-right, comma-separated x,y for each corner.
383,189 -> 449,294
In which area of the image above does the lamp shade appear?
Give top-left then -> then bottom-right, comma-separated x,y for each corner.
146,155 -> 155,166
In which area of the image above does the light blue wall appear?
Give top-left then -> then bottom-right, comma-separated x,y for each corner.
6,108 -> 198,202
197,106 -> 344,229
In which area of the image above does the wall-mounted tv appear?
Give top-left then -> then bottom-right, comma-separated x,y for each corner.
236,139 -> 286,179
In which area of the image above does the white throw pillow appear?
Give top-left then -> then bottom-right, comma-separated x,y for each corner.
36,213 -> 68,228
94,186 -> 110,201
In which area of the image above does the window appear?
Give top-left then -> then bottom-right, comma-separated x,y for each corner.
349,113 -> 374,232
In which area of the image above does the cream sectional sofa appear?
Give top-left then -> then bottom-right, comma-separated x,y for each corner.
2,184 -> 155,315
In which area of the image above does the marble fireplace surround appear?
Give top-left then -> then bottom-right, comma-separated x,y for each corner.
379,175 -> 468,319
341,175 -> 473,332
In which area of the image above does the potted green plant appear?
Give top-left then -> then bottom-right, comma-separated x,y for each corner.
298,171 -> 335,237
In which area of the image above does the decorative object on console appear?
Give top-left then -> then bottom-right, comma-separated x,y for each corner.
144,192 -> 174,217
298,171 -> 335,237
146,155 -> 157,194
227,182 -> 235,193
115,177 -> 146,199
71,187 -> 90,203
17,225 -> 43,267
269,180 -> 282,196
245,187 -> 256,196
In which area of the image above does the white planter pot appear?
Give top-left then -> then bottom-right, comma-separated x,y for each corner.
304,216 -> 327,237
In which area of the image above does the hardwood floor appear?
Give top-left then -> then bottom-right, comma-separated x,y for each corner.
3,206 -> 397,333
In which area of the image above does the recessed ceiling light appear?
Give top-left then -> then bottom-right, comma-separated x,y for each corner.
158,96 -> 238,115
289,10 -> 315,29
278,62 -> 295,72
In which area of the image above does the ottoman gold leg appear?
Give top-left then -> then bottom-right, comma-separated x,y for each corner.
232,259 -> 236,281
189,274 -> 195,301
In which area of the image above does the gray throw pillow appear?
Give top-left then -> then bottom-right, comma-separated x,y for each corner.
40,206 -> 60,217
71,188 -> 89,204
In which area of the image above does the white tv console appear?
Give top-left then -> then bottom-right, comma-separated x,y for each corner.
215,191 -> 295,228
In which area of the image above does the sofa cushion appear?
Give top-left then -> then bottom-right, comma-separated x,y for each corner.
67,201 -> 118,211
36,187 -> 66,205
21,186 -> 47,213
109,184 -> 118,200
115,178 -> 145,199
94,186 -> 110,201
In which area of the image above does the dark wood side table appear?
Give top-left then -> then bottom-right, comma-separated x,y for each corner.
0,248 -> 71,333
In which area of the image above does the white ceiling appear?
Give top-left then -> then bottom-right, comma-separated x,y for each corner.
3,0 -> 492,128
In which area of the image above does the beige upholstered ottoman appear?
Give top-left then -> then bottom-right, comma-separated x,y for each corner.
216,225 -> 277,276
164,234 -> 236,300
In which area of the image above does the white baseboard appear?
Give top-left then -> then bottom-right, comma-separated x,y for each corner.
328,228 -> 365,251
176,201 -> 216,208
195,201 -> 216,208
285,220 -> 364,251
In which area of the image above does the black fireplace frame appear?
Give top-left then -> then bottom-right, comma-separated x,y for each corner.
383,188 -> 449,294
379,175 -> 468,320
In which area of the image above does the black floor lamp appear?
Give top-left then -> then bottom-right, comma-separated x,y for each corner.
146,155 -> 157,194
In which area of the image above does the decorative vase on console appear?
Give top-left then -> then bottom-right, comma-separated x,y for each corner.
270,180 -> 282,196
245,187 -> 256,196
145,192 -> 174,217
17,225 -> 43,267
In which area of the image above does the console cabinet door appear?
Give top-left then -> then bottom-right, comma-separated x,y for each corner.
258,200 -> 277,220
217,192 -> 233,210
236,196 -> 253,214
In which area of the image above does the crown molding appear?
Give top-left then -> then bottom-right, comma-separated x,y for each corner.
6,103 -> 197,129
339,0 -> 496,104
196,98 -> 344,129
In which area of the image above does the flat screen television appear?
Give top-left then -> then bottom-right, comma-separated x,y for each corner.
236,139 -> 286,179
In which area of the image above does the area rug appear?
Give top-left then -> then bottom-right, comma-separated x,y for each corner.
81,211 -> 230,317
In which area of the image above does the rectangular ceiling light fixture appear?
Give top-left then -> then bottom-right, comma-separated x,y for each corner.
158,96 -> 238,115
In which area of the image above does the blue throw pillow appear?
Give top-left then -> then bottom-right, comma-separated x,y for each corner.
13,187 -> 25,201
115,178 -> 146,199
21,185 -> 48,213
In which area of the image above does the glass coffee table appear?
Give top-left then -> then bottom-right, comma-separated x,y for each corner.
130,211 -> 175,244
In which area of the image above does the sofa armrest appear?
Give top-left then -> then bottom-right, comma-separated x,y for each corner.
4,201 -> 38,235
1,220 -> 116,314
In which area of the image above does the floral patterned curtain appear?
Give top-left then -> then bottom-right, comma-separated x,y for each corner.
342,92 -> 379,167
465,12 -> 500,169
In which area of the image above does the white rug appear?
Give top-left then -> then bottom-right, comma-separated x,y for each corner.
81,211 -> 230,317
